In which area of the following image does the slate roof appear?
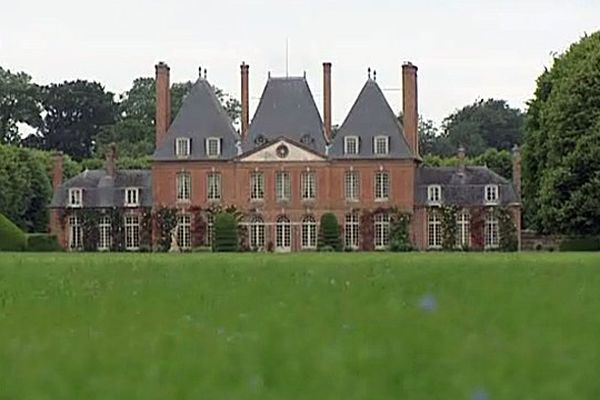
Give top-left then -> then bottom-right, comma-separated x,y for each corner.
243,76 -> 327,153
330,78 -> 415,159
153,78 -> 240,161
415,166 -> 519,206
50,169 -> 152,208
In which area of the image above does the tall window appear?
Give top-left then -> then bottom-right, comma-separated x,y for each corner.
177,214 -> 191,250
344,136 -> 359,155
301,172 -> 316,200
176,137 -> 190,157
276,216 -> 291,250
427,185 -> 441,204
68,188 -> 82,207
485,211 -> 499,249
207,172 -> 221,201
485,185 -> 499,204
206,137 -> 221,157
345,212 -> 360,250
206,213 -> 214,247
124,215 -> 140,250
374,135 -> 389,155
250,172 -> 264,200
375,171 -> 390,201
125,188 -> 139,207
98,216 -> 111,251
345,171 -> 359,201
68,215 -> 82,250
177,172 -> 191,201
374,213 -> 390,249
301,215 -> 317,249
428,211 -> 442,249
249,216 -> 265,249
276,171 -> 291,201
456,210 -> 470,248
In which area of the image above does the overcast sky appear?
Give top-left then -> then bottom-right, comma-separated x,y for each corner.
1,0 -> 598,126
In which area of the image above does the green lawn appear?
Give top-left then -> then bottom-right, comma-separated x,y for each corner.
1,253 -> 599,399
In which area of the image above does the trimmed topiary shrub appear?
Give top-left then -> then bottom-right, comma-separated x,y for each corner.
0,213 -> 27,251
26,234 -> 61,252
318,213 -> 342,251
559,237 -> 600,252
213,212 -> 238,252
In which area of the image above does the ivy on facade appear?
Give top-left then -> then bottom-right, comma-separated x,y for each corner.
154,206 -> 178,252
389,208 -> 412,252
440,205 -> 458,251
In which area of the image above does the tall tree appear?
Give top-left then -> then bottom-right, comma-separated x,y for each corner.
0,67 -> 42,144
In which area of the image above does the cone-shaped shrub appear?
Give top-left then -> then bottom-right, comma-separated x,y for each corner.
0,213 -> 26,251
213,212 -> 238,252
318,212 -> 342,251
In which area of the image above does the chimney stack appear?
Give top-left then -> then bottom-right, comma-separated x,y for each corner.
323,62 -> 332,142
458,146 -> 466,174
52,152 -> 63,190
105,143 -> 117,178
155,61 -> 171,148
512,145 -> 521,197
240,62 -> 250,138
402,62 -> 419,157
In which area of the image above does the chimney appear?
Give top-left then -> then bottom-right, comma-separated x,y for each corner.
458,146 -> 466,174
105,143 -> 117,178
52,152 -> 63,190
323,62 -> 332,142
155,61 -> 171,148
402,62 -> 419,157
512,145 -> 521,197
240,62 -> 250,138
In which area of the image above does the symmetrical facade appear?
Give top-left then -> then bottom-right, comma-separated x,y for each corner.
50,61 -> 521,252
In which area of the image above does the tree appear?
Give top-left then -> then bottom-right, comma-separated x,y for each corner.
213,212 -> 238,252
0,67 -> 42,144
318,213 -> 342,251
523,32 -> 600,235
423,148 -> 513,180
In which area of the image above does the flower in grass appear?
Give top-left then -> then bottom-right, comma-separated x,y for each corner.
418,294 -> 437,313
217,327 -> 225,336
471,387 -> 489,400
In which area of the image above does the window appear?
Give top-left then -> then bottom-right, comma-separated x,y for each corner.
207,172 -> 221,201
485,185 -> 499,204
301,215 -> 317,249
374,213 -> 390,249
427,185 -> 441,204
345,212 -> 360,250
206,137 -> 221,157
124,215 -> 140,250
249,216 -> 265,250
177,214 -> 191,250
374,136 -> 389,155
428,210 -> 442,249
456,210 -> 470,248
375,171 -> 390,201
206,213 -> 214,247
68,215 -> 82,250
68,188 -> 82,207
276,216 -> 291,250
176,137 -> 191,157
177,172 -> 191,202
250,172 -> 264,200
485,211 -> 499,249
98,216 -> 111,251
344,136 -> 359,155
345,171 -> 359,201
276,171 -> 291,201
301,172 -> 316,200
125,188 -> 139,207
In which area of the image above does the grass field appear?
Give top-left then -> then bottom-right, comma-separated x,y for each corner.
1,252 -> 599,399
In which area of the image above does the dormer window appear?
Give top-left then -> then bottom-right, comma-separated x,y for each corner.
125,187 -> 140,207
485,185 -> 499,204
176,137 -> 190,158
68,188 -> 82,207
374,135 -> 389,155
206,137 -> 221,157
344,136 -> 359,155
427,185 -> 442,205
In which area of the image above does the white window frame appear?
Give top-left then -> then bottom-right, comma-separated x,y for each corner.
276,216 -> 291,251
124,214 -> 140,251
301,171 -> 316,200
485,211 -> 500,249
276,171 -> 291,201
207,172 -> 221,201
68,215 -> 82,250
456,209 -> 470,248
344,212 -> 360,250
249,216 -> 265,250
124,187 -> 140,207
250,172 -> 265,201
176,137 -> 191,158
98,216 -> 111,251
427,185 -> 442,205
206,137 -> 221,157
177,214 -> 191,250
484,185 -> 499,205
375,171 -> 390,201
176,171 -> 191,202
301,215 -> 317,249
374,135 -> 389,155
344,136 -> 359,155
206,213 -> 214,247
345,171 -> 359,201
428,210 -> 442,249
68,188 -> 83,208
374,212 -> 390,249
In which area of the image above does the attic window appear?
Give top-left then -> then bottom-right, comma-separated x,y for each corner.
374,135 -> 389,155
125,188 -> 140,207
485,185 -> 499,204
255,135 -> 266,146
206,137 -> 221,157
344,136 -> 359,155
176,138 -> 190,157
301,134 -> 314,146
68,188 -> 82,207
427,185 -> 442,205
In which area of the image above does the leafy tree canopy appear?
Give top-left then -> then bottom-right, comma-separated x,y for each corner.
0,67 -> 42,144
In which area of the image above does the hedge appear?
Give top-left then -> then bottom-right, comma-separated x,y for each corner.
26,233 -> 62,252
318,213 -> 342,251
559,237 -> 600,252
0,213 -> 27,251
213,213 -> 238,252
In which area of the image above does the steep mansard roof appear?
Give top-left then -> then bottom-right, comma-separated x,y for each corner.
243,76 -> 327,153
329,79 -> 415,159
153,78 -> 240,161
415,166 -> 519,206
50,169 -> 152,208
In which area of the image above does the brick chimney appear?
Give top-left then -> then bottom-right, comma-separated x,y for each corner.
105,143 -> 117,178
155,61 -> 171,148
323,62 -> 332,142
512,145 -> 521,197
402,62 -> 419,157
240,62 -> 250,138
52,151 -> 63,190
458,145 -> 466,174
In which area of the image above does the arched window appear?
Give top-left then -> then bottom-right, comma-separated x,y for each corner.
249,216 -> 265,250
344,212 -> 360,250
428,210 -> 442,249
485,210 -> 499,249
301,215 -> 317,249
456,209 -> 470,248
374,212 -> 390,249
98,216 -> 112,251
276,216 -> 291,251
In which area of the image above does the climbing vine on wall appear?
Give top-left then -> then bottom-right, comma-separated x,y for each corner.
109,208 -> 125,252
470,208 -> 485,250
190,206 -> 206,248
440,205 -> 458,251
389,208 -> 412,252
154,206 -> 178,252
140,208 -> 153,251
496,207 -> 518,252
360,210 -> 374,251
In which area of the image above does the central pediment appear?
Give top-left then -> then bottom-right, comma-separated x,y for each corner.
239,138 -> 327,162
